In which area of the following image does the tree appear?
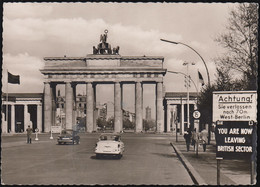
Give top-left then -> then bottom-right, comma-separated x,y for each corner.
215,67 -> 249,91
106,117 -> 114,130
96,117 -> 106,129
197,84 -> 216,127
215,3 -> 258,90
123,119 -> 135,130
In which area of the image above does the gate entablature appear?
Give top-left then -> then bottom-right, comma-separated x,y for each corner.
43,55 -> 164,69
41,55 -> 166,83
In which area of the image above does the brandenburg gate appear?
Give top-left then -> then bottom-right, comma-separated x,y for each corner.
40,30 -> 166,133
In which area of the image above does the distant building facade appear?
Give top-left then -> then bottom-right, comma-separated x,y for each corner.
2,93 -> 43,133
2,91 -> 198,134
163,92 -> 198,135
145,106 -> 152,121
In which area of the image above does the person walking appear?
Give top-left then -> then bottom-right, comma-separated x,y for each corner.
191,128 -> 198,151
200,128 -> 208,152
184,129 -> 192,152
26,125 -> 33,144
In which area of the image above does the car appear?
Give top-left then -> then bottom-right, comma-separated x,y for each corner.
95,133 -> 125,159
57,129 -> 80,145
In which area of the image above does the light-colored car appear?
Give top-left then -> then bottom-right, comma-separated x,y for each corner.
95,133 -> 125,159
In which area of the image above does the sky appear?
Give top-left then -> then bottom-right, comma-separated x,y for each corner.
2,2 -> 238,117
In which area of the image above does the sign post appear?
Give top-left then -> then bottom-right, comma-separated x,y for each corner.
193,111 -> 200,157
50,126 -> 53,140
35,128 -> 39,141
216,157 -> 223,185
213,91 -> 257,185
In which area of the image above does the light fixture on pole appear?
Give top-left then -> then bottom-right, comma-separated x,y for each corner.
160,39 -> 210,86
183,62 -> 195,130
167,70 -> 199,97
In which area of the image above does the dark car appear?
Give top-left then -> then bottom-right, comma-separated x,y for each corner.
57,129 -> 80,145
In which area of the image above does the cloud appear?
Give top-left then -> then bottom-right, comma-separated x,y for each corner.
3,7 -> 217,94
2,53 -> 44,93
3,3 -> 53,19
3,16 -> 184,57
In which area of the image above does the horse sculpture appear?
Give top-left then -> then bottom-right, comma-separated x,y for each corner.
92,30 -> 119,55
113,46 -> 120,55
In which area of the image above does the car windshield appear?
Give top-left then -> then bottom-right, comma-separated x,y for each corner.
61,130 -> 73,135
100,135 -> 120,141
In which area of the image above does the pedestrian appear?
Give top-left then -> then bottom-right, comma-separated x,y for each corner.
26,125 -> 33,144
183,129 -> 192,152
191,128 -> 197,150
200,128 -> 208,152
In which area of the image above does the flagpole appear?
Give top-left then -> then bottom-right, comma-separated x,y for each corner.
197,69 -> 199,91
6,69 -> 8,133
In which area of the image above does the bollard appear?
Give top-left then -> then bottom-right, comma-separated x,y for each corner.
50,130 -> 53,139
35,128 -> 39,141
35,132 -> 39,141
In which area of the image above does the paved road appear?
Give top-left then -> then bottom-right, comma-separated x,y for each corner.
2,133 -> 193,185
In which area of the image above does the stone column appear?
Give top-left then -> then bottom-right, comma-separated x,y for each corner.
65,82 -> 73,129
11,104 -> 15,133
167,104 -> 171,133
93,84 -> 97,132
156,81 -> 164,133
72,84 -> 76,126
24,104 -> 28,132
135,81 -> 143,132
2,112 -> 7,133
37,104 -> 42,132
121,84 -> 124,129
51,84 -> 57,127
86,82 -> 94,132
114,82 -> 122,133
44,82 -> 52,132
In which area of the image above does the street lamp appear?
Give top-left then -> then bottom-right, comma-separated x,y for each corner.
160,39 -> 211,86
167,70 -> 199,97
183,62 -> 195,130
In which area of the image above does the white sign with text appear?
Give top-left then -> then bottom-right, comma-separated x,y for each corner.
51,126 -> 62,133
213,91 -> 257,122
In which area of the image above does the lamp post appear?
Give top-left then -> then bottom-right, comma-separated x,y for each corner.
161,38 -> 212,144
160,39 -> 210,86
183,62 -> 195,130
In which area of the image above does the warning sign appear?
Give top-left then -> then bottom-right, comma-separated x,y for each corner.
215,121 -> 256,159
213,91 -> 257,122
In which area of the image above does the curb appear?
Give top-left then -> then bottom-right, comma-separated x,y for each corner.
170,142 -> 207,185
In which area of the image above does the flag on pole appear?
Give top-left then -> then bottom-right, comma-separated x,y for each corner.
8,72 -> 20,84
198,71 -> 205,86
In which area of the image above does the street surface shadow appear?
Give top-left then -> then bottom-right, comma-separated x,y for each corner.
90,155 -> 122,160
154,142 -> 171,146
221,160 -> 250,172
151,152 -> 177,158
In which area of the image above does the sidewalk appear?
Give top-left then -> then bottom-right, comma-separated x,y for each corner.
170,134 -> 253,185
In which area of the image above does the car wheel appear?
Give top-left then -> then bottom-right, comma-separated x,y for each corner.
58,142 -> 61,145
117,154 -> 122,159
